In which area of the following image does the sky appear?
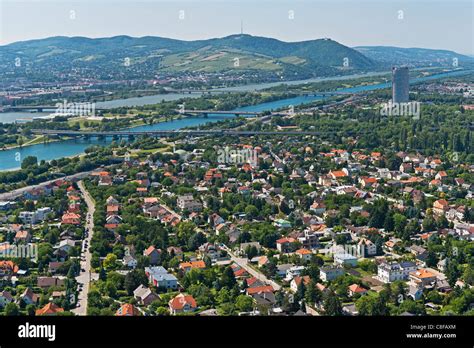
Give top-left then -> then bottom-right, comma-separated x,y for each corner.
0,0 -> 472,54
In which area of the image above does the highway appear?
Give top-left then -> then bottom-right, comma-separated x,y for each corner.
0,169 -> 97,201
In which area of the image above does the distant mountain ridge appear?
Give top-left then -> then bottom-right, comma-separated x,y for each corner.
0,34 -> 377,82
0,35 -> 471,83
354,46 -> 473,67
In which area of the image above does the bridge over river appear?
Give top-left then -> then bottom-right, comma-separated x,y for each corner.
31,129 -> 333,137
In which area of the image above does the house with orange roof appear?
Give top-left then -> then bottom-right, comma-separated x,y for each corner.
143,246 -> 161,265
360,177 -> 378,188
115,303 -> 140,316
409,269 -> 437,287
61,212 -> 81,225
246,285 -> 274,296
276,237 -> 297,253
105,214 -> 122,230
429,179 -> 442,187
329,169 -> 349,180
179,260 -> 206,273
35,302 -> 64,316
230,263 -> 248,278
348,284 -> 368,296
14,230 -> 31,243
258,256 -> 269,268
106,204 -> 120,216
371,152 -> 382,159
429,158 -> 442,168
295,248 -> 312,261
0,261 -> 19,276
143,197 -> 159,205
435,171 -> 448,182
433,199 -> 449,216
310,201 -> 326,215
136,187 -> 148,194
290,275 -> 311,292
246,277 -> 265,288
168,293 -> 197,315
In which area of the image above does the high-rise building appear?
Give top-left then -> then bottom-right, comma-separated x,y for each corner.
392,66 -> 409,103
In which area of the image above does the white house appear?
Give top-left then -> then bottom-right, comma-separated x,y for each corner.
358,238 -> 377,256
177,195 -> 202,212
0,290 -> 13,307
285,266 -> 305,281
145,266 -> 178,289
377,261 -> 417,283
123,255 -> 138,269
334,253 -> 358,267
319,266 -> 344,282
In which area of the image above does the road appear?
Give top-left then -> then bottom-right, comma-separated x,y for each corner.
221,244 -> 281,291
0,169 -> 97,201
71,180 -> 96,315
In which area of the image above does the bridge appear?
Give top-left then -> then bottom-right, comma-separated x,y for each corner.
296,91 -> 352,97
175,109 -> 262,117
2,105 -> 108,112
31,129 -> 334,137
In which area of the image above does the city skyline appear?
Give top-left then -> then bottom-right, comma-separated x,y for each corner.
0,0 -> 473,55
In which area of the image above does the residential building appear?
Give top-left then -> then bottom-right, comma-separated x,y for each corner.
144,266 -> 178,289
319,266 -> 344,282
377,261 -> 417,283
177,195 -> 202,212
169,293 -> 197,314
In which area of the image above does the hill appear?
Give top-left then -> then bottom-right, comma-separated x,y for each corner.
0,34 -> 377,83
354,46 -> 473,67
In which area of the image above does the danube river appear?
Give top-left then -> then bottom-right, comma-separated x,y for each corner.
0,69 -> 470,171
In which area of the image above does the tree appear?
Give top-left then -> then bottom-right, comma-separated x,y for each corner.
422,215 -> 437,232
446,260 -> 460,287
235,295 -> 254,312
124,269 -> 148,295
21,156 -> 38,169
305,280 -> 322,305
103,253 -> 117,269
245,245 -> 258,259
356,294 -> 389,315
425,250 -> 438,267
220,266 -> 236,289
393,213 -> 407,234
323,291 -> 342,316
155,307 -> 169,316
5,302 -> 20,316
296,281 -> 306,302
105,281 -> 117,298
26,304 -> 36,316
187,232 -> 206,251
99,267 -> 107,281
463,265 -> 474,285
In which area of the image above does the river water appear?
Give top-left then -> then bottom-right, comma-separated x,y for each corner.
0,69 -> 470,171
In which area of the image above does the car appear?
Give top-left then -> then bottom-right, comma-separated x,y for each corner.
81,268 -> 86,272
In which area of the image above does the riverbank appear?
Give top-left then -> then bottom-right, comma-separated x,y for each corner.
0,68 -> 471,171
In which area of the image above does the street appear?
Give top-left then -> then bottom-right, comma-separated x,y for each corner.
221,244 -> 281,291
71,180 -> 97,315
